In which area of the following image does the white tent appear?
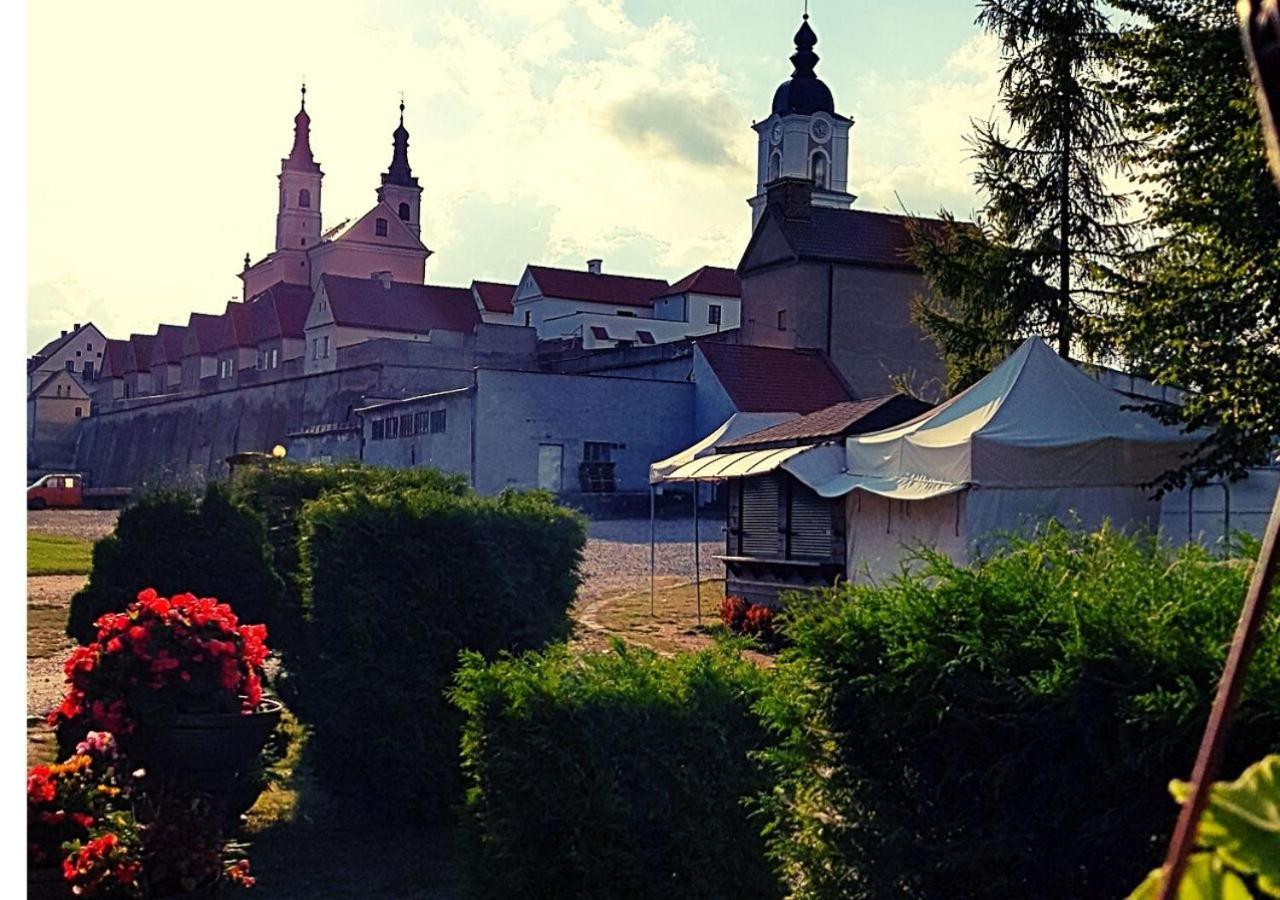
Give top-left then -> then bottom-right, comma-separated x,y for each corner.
788,338 -> 1203,580
648,412 -> 797,484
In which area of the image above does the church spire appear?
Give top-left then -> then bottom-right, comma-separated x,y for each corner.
284,83 -> 321,173
790,13 -> 820,80
382,97 -> 418,188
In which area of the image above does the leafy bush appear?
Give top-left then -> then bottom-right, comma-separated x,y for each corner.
66,485 -> 282,645
230,461 -> 469,654
296,486 -> 585,820
451,641 -> 781,899
757,524 -> 1280,900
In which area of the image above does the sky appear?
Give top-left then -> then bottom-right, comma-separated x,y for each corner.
25,0 -> 1001,354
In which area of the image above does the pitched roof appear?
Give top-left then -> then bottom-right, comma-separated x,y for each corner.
28,368 -> 90,400
526,265 -> 669,308
100,339 -> 130,378
151,324 -> 187,366
185,313 -> 225,355
31,322 -> 95,362
745,205 -> 951,272
697,342 -> 853,414
655,266 -> 741,299
472,280 -> 517,315
717,395 -> 934,451
213,302 -> 255,353
320,274 -> 479,333
249,282 -> 314,342
124,334 -> 155,374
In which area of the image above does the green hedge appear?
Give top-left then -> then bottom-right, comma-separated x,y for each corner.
296,486 -> 585,820
230,461 -> 469,655
756,524 -> 1280,899
66,484 -> 283,644
451,642 -> 781,899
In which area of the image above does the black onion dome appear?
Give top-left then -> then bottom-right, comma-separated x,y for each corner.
771,17 -> 835,116
382,101 -> 418,188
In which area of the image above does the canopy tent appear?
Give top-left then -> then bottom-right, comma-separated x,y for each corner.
779,338 -> 1204,582
648,412 -> 796,484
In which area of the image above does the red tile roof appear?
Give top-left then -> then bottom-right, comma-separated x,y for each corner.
321,275 -> 479,333
471,280 -> 517,315
526,265 -> 669,308
185,313 -> 225,355
124,334 -> 155,374
717,395 -> 933,450
100,339 -> 130,378
214,302 -> 255,353
697,342 -> 853,414
151,324 -> 186,367
655,266 -> 741,299
249,282 -> 314,342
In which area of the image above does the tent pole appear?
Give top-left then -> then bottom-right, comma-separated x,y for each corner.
650,485 -> 656,617
694,481 -> 702,626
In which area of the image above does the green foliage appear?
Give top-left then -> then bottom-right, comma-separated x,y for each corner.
1109,1 -> 1280,482
296,485 -> 585,821
1130,755 -> 1280,899
451,641 -> 781,899
756,523 -> 1280,899
229,461 -> 469,654
911,0 -> 1133,394
28,532 -> 93,576
66,484 -> 283,644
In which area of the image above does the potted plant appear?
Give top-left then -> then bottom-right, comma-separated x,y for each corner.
50,589 -> 282,802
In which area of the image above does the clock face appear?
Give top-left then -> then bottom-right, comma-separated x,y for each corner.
810,118 -> 831,143
770,122 -> 784,145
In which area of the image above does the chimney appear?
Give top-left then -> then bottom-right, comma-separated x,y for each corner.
61,330 -> 68,338
586,259 -> 603,275
74,323 -> 81,331
766,177 -> 813,222
373,271 -> 393,290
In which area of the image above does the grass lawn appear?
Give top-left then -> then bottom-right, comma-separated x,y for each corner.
28,531 -> 93,576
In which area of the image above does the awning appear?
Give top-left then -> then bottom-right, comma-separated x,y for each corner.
658,445 -> 813,482
780,443 -> 966,499
649,412 -> 798,484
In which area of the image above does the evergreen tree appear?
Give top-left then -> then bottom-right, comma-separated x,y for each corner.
912,0 -> 1133,394
1110,0 -> 1280,482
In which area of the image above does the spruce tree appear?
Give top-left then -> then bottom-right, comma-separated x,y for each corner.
1110,0 -> 1280,482
912,0 -> 1133,394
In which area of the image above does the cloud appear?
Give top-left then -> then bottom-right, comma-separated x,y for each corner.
607,91 -> 743,170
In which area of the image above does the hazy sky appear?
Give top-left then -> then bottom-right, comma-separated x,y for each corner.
26,0 -> 1000,353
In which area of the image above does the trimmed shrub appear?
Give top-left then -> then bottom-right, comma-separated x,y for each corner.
66,485 -> 282,644
230,461 -> 469,654
451,641 -> 781,900
756,523 -> 1280,899
296,486 -> 585,820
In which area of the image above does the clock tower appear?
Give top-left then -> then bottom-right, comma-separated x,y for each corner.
749,14 -> 855,228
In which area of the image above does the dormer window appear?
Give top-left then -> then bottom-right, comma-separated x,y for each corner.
375,218 -> 388,237
299,188 -> 311,208
398,202 -> 410,221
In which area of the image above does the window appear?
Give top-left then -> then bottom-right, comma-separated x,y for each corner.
810,151 -> 829,189
269,348 -> 279,369
429,409 -> 446,433
74,406 -> 82,418
76,350 -> 81,357
83,361 -> 94,379
219,358 -> 233,379
398,202 -> 410,221
66,360 -> 75,372
385,416 -> 399,439
413,411 -> 428,434
768,151 -> 781,183
580,442 -> 618,493
299,188 -> 311,208
372,419 -> 385,440
777,308 -> 787,331
708,304 -> 722,325
616,310 -> 635,318
583,442 -> 615,463
87,343 -> 93,351
311,338 -> 319,359
322,335 -> 330,358
523,311 -> 532,327
399,413 -> 413,437
375,218 -> 388,237
739,474 -> 780,557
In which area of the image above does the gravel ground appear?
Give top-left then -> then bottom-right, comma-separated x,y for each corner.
578,516 -> 724,602
27,509 -> 119,542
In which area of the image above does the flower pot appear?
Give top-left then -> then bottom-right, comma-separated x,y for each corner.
27,864 -> 73,900
128,698 -> 283,779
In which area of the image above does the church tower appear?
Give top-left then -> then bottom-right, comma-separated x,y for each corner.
749,14 -> 855,228
376,101 -> 422,238
275,84 -> 323,253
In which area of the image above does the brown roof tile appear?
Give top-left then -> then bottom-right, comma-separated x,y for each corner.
655,266 -> 741,299
471,280 -> 517,315
322,275 -> 479,333
527,265 -> 668,308
697,342 -> 853,414
718,395 -> 933,450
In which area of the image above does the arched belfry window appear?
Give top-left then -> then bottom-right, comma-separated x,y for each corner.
299,189 -> 311,208
810,152 -> 829,190
375,218 -> 388,237
398,202 -> 411,221
767,151 -> 781,184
